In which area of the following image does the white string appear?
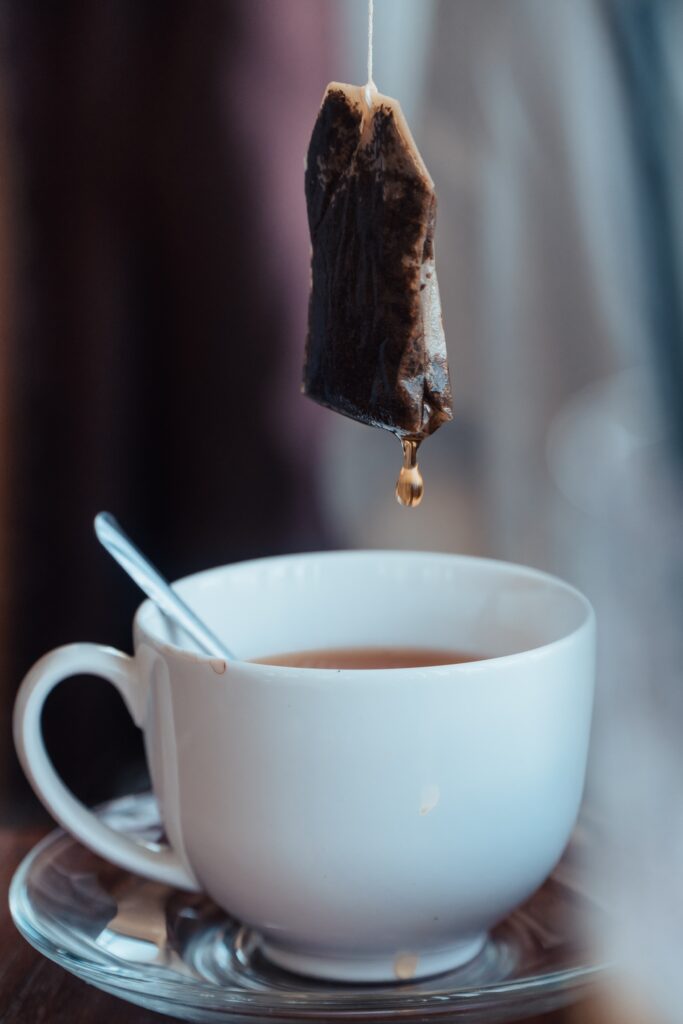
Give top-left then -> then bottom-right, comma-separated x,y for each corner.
365,0 -> 376,106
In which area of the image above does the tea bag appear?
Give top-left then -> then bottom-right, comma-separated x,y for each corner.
303,82 -> 453,442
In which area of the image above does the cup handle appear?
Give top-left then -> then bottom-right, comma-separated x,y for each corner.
13,642 -> 199,891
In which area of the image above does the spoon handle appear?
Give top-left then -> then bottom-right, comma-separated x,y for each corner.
94,512 -> 234,661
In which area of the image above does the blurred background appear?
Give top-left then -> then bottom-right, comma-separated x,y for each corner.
0,0 -> 681,1019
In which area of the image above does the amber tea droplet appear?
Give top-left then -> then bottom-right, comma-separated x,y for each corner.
396,438 -> 424,508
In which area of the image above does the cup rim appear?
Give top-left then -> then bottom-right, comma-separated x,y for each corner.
132,550 -> 595,674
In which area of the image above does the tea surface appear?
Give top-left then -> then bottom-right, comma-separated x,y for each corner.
252,646 -> 485,670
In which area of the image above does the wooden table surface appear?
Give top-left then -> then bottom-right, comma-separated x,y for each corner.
0,826 -> 640,1024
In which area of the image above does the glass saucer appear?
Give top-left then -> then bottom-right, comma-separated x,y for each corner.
10,794 -> 607,1023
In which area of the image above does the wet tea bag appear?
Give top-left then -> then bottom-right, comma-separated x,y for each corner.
302,82 -> 453,505
303,82 -> 453,439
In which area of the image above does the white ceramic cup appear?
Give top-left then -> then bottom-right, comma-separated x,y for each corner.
14,551 -> 595,983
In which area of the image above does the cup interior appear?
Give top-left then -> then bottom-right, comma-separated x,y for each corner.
135,551 -> 593,664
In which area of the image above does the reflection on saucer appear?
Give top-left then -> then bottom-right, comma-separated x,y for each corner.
10,794 -> 607,1023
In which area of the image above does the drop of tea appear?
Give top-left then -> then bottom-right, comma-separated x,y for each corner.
396,438 -> 424,508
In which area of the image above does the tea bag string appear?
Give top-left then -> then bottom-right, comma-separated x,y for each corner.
365,0 -> 376,107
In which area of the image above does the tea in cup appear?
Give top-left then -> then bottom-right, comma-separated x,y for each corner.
14,551 -> 594,982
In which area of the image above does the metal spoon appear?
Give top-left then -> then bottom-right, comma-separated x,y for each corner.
94,512 -> 235,661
